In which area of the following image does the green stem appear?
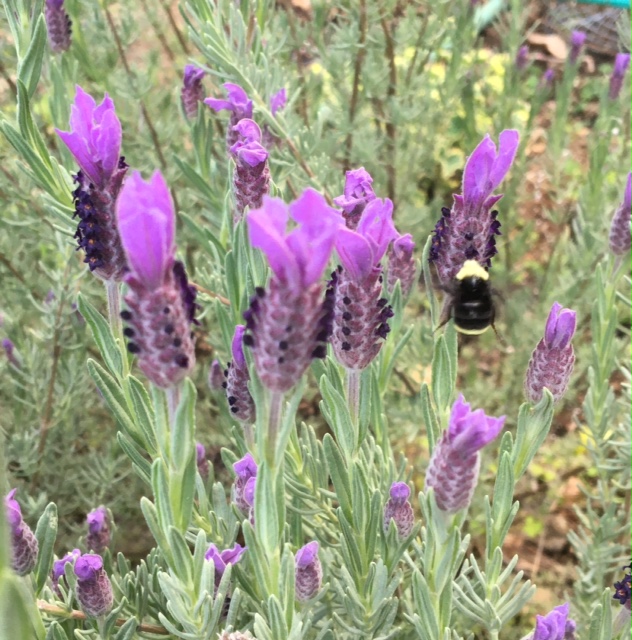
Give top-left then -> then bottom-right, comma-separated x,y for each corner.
346,368 -> 361,444
105,280 -> 129,379
267,391 -> 284,467
166,385 -> 181,428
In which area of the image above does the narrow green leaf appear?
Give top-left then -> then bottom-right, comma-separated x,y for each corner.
113,617 -> 138,640
17,15 -> 46,98
34,503 -> 58,595
116,433 -> 151,485
319,376 -> 355,460
323,435 -> 352,521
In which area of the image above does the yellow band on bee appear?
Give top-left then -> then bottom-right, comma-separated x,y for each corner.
456,260 -> 489,281
455,325 -> 491,335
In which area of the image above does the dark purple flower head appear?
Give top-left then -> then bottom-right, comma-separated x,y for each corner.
205,83 -> 253,120
533,603 -> 573,640
181,65 -> 206,119
205,543 -> 246,576
117,171 -> 175,290
4,489 -> 23,532
429,130 -> 519,283
248,190 -> 342,291
74,553 -> 113,617
333,168 -> 376,229
609,53 -> 631,100
335,198 -> 397,282
295,541 -> 322,601
45,0 -> 71,53
525,302 -> 577,404
609,172 -> 632,255
515,45 -> 529,71
51,548 -> 81,592
425,396 -> 504,513
270,88 -> 287,115
56,86 -> 122,189
613,564 -> 631,608
230,119 -> 269,167
544,302 -> 576,349
234,453 -> 258,480
569,31 -> 586,65
383,482 -> 415,538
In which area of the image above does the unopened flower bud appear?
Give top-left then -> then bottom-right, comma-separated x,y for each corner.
383,482 -> 414,538
74,554 -> 114,617
524,302 -> 576,404
2,338 -> 21,368
426,396 -> 504,513
4,489 -> 39,576
181,65 -> 205,119
295,541 -> 322,601
568,31 -> 586,65
45,0 -> 71,53
333,168 -> 376,230
208,359 -> 226,391
609,173 -> 631,256
609,54 -> 631,101
196,443 -> 210,480
387,233 -> 416,297
86,506 -> 110,554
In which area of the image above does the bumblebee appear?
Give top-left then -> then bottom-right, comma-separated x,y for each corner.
440,260 -> 497,335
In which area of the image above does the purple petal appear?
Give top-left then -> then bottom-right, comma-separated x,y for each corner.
74,554 -> 103,581
295,541 -> 319,568
232,119 -> 263,143
233,453 -> 258,480
389,482 -> 410,502
231,325 -> 247,368
333,167 -> 375,212
544,302 -> 576,349
196,443 -> 206,464
233,142 -> 269,167
488,129 -> 520,192
4,489 -> 22,529
392,233 -> 415,259
52,549 -> 81,581
533,603 -> 570,640
116,171 -> 175,289
335,227 -> 375,281
448,395 -> 505,458
356,198 -> 398,262
86,506 -> 107,534
56,130 -> 100,185
270,87 -> 287,115
205,98 -> 234,112
624,172 -> 631,211
94,107 -> 122,180
204,544 -> 225,572
544,302 -> 563,346
244,476 -> 256,506
183,65 -> 205,86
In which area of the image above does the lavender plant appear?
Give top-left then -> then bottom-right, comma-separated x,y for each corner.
0,0 -> 630,639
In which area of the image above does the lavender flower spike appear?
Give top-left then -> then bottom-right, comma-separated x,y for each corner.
86,506 -> 110,553
568,31 -> 586,65
425,395 -> 505,513
295,541 -> 322,601
2,338 -> 21,368
4,489 -> 39,576
333,167 -> 376,230
45,0 -> 71,53
429,130 -> 520,284
224,325 -> 256,423
51,548 -> 81,595
330,198 -> 397,370
270,88 -> 287,116
383,482 -> 415,538
116,171 -> 197,388
521,603 -> 576,640
230,119 -> 270,221
205,83 -> 253,148
609,172 -> 631,255
181,64 -> 206,119
515,45 -> 529,71
244,190 -> 343,392
56,86 -> 128,280
233,453 -> 258,513
387,233 -> 416,297
524,302 -> 576,404
74,554 -> 114,617
609,53 -> 631,101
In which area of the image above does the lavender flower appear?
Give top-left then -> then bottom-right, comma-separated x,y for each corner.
295,541 -> 322,601
205,543 -> 246,586
74,554 -> 113,617
383,482 -> 414,538
522,603 -> 576,640
270,88 -> 287,116
387,233 -> 416,297
425,395 -> 505,513
243,476 -> 256,525
2,338 -> 20,368
86,506 -> 110,553
244,190 -> 342,392
196,443 -> 210,480
609,173 -> 631,255
614,564 -> 631,608
329,198 -> 397,370
568,31 -> 586,65
515,45 -> 529,71
333,167 -> 376,230
51,548 -> 80,595
4,489 -> 39,576
224,325 -> 256,423
230,119 -> 270,221
116,171 -> 197,388
45,0 -> 71,53
609,53 -> 631,101
205,83 -> 253,148
524,302 -> 576,404
429,130 -> 519,284
56,87 -> 128,281
539,68 -> 555,90
181,65 -> 206,119
232,453 -> 258,513
208,359 -> 225,391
